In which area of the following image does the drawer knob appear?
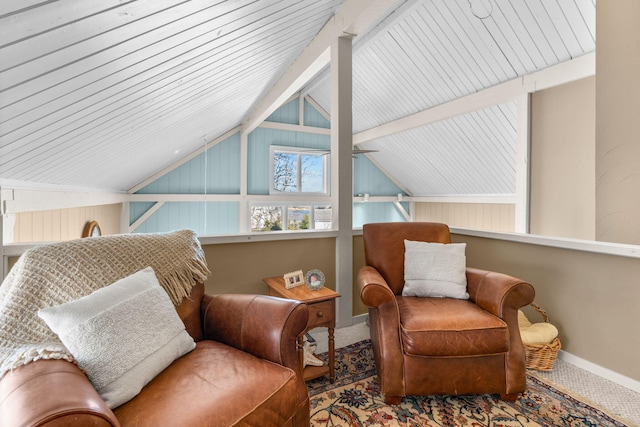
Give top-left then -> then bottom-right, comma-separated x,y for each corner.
317,311 -> 324,318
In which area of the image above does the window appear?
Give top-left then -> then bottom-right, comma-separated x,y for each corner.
251,205 -> 332,232
270,146 -> 329,195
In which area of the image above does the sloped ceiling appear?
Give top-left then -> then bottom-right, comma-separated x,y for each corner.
0,0 -> 596,196
0,0 -> 345,191
305,0 -> 595,196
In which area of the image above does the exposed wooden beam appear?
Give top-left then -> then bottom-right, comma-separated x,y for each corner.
515,93 -> 531,233
353,52 -> 595,145
258,121 -> 331,135
239,131 -> 249,233
393,200 -> 411,221
302,0 -> 424,97
304,95 -> 330,122
129,193 -> 514,204
241,0 -> 400,136
129,202 -> 165,232
406,195 -> 516,204
129,194 -> 333,203
331,35 -> 354,329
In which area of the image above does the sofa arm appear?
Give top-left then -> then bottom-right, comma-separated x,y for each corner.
359,266 -> 398,308
201,294 -> 308,369
0,360 -> 119,427
466,267 -> 535,319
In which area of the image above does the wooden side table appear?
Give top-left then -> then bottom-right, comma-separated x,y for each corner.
263,276 -> 340,383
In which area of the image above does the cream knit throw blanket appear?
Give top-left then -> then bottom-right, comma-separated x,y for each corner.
0,229 -> 210,379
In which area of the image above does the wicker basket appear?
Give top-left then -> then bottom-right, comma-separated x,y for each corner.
522,303 -> 561,371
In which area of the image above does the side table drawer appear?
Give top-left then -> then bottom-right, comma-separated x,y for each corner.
307,300 -> 333,329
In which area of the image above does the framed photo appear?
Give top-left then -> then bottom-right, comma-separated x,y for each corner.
283,270 -> 305,289
305,269 -> 325,291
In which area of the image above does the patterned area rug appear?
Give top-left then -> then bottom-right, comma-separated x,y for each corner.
307,340 -> 633,427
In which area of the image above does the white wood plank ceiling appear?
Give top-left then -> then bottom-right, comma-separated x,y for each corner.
306,0 -> 596,196
0,0 -> 596,197
0,0 -> 345,191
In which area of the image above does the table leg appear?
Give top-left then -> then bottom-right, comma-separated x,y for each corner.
297,335 -> 305,378
328,326 -> 335,383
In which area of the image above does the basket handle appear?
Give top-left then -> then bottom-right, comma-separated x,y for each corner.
530,302 -> 550,323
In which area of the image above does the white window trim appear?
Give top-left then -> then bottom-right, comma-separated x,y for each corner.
269,145 -> 330,196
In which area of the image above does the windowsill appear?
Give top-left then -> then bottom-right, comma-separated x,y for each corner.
198,229 -> 339,245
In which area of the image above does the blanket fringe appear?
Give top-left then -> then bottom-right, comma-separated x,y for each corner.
158,257 -> 211,306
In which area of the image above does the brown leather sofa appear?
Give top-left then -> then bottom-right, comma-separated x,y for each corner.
359,222 -> 535,404
0,282 -> 311,427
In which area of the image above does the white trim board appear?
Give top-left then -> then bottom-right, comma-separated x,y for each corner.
451,227 -> 640,260
353,52 -> 595,145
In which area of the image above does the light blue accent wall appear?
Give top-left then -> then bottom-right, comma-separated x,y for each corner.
353,202 -> 409,228
130,202 -> 156,224
132,98 -> 406,234
131,202 -> 239,234
266,98 -> 299,124
136,133 -> 240,194
353,155 -> 405,196
304,99 -> 330,128
352,154 -> 410,225
265,97 -> 330,128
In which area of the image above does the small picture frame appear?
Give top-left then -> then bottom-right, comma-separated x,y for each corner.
283,270 -> 305,289
305,269 -> 325,291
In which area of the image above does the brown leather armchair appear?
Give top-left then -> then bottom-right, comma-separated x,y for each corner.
0,283 -> 311,427
358,222 -> 535,404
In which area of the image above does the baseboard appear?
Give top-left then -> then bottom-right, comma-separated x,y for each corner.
352,313 -> 368,324
308,314 -> 370,354
558,349 -> 640,394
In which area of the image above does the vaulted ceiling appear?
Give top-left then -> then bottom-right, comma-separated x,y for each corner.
305,0 -> 595,196
0,0 -> 596,196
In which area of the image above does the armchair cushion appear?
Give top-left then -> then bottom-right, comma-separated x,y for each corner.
398,297 -> 510,356
113,340 -> 301,426
402,240 -> 469,299
38,267 -> 195,409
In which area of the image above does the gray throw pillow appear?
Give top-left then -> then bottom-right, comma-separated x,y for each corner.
402,240 -> 469,299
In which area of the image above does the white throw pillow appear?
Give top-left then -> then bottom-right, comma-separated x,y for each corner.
38,267 -> 196,409
402,240 -> 469,299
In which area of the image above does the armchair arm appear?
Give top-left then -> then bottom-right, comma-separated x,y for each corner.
466,267 -> 535,318
0,360 -> 119,427
358,266 -> 405,399
201,294 -> 308,370
466,267 -> 535,395
359,266 -> 398,308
